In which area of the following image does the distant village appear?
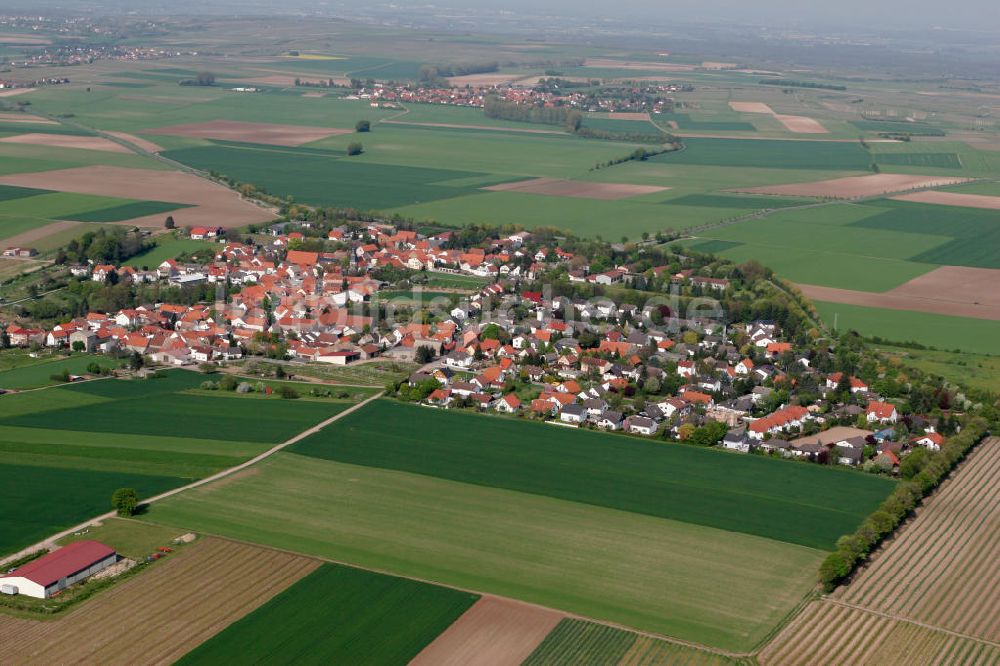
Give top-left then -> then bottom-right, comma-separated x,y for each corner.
3,219 -> 956,476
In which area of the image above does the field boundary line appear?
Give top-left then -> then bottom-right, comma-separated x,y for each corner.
0,390 -> 384,569
822,598 -> 1000,649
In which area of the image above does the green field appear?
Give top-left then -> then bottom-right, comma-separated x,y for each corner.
162,142 -> 506,210
0,462 -> 183,556
850,120 -> 946,136
0,369 -> 370,557
289,400 -> 892,549
177,563 -> 478,665
0,353 -> 121,390
650,138 -> 872,170
816,301 -> 1000,355
149,451 -> 825,651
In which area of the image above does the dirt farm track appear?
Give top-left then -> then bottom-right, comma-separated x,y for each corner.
0,538 -> 319,666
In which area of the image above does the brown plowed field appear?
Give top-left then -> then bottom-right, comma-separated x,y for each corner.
0,537 -> 319,665
410,596 -> 564,666
149,120 -> 351,147
774,114 -> 829,134
0,133 -> 132,153
484,177 -> 668,200
797,266 -> 1000,321
892,191 -> 1000,210
728,102 -> 775,114
733,174 -> 971,199
0,165 -> 278,229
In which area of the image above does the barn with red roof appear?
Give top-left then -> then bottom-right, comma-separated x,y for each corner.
0,541 -> 117,598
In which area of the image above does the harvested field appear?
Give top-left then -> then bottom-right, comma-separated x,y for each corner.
301,91 -> 326,98
0,166 -> 277,229
483,177 -> 668,200
105,131 -> 164,153
798,266 -> 1000,320
837,437 -> 1000,642
774,114 -> 829,134
410,596 -> 564,666
0,220 -> 80,246
892,190 -> 1000,210
728,102 -> 775,114
607,112 -> 652,121
0,113 -> 55,125
0,89 -> 35,98
149,120 -> 352,147
583,58 -> 696,72
734,174 -> 972,199
0,133 -> 132,154
0,537 -> 319,666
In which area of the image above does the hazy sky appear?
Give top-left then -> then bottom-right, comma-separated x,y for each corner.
411,0 -> 1000,32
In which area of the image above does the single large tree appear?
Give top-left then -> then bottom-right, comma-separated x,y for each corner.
112,487 -> 139,517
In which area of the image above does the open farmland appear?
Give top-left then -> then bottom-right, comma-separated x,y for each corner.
0,132 -> 133,153
287,400 -> 894,549
733,174 -> 971,199
650,138 -> 872,170
147,400 -> 895,651
892,190 -> 1000,210
0,165 -> 276,229
0,371 -> 370,556
0,537 -> 320,665
798,266 -> 1000,321
759,437 -> 1000,664
177,562 -> 478,665
483,177 -> 668,200
149,120 -> 352,146
148,451 -> 826,651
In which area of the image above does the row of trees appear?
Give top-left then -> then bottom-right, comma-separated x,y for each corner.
819,417 -> 989,591
483,96 -> 582,130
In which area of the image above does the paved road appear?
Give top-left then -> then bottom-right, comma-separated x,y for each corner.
0,390 -> 383,569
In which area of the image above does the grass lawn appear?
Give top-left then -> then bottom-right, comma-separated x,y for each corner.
124,237 -> 218,268
289,400 -> 893,550
177,563 -> 478,665
0,353 -> 121,390
816,301 -> 1000,355
276,359 -> 418,386
149,452 -> 824,651
874,345 -> 1000,394
56,517 -> 192,560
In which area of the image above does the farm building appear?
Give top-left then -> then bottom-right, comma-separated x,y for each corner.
0,541 -> 116,599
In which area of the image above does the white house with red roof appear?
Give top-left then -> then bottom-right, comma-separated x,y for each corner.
867,401 -> 898,424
